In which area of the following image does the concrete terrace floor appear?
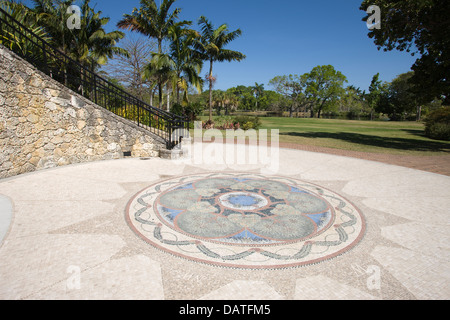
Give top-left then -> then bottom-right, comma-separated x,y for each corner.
0,142 -> 449,300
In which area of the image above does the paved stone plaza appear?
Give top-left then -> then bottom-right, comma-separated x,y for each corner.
0,143 -> 449,300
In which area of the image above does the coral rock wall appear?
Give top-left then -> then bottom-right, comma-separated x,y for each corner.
0,45 -> 163,179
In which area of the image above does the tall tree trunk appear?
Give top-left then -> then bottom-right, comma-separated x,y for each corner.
176,72 -> 181,105
158,39 -> 163,109
166,83 -> 170,112
208,60 -> 213,122
416,105 -> 422,121
317,100 -> 326,118
158,81 -> 163,109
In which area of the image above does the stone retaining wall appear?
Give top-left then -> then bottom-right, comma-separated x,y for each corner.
0,45 -> 164,179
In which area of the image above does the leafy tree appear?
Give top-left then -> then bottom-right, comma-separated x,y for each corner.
226,85 -> 253,111
373,73 -> 419,121
374,81 -> 393,118
339,86 -> 369,120
258,90 -> 283,111
389,72 -> 420,120
118,0 -> 190,108
360,0 -> 450,104
268,74 -> 309,117
240,87 -> 257,111
195,16 -> 246,122
304,65 -> 347,118
366,73 -> 382,120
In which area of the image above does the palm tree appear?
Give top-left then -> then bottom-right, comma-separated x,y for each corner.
224,91 -> 239,115
0,1 -> 50,60
32,0 -> 127,69
195,16 -> 246,122
167,25 -> 203,105
252,82 -> 264,110
74,1 -> 128,68
211,90 -> 226,115
32,0 -> 73,55
117,0 -> 190,109
149,25 -> 203,108
143,53 -> 174,110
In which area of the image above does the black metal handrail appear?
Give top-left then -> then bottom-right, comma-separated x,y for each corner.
0,7 -> 189,150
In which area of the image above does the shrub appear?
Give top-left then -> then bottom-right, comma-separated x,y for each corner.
424,107 -> 450,141
213,115 -> 234,129
208,115 -> 261,131
202,119 -> 214,129
171,102 -> 203,121
233,115 -> 262,130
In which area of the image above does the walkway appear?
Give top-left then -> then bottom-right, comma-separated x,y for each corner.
277,142 -> 450,177
0,143 -> 449,300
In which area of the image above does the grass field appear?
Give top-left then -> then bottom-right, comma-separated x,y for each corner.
198,117 -> 450,156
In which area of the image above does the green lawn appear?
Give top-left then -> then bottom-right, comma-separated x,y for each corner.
197,116 -> 450,156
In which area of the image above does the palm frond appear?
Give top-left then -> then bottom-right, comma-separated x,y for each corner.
216,49 -> 246,62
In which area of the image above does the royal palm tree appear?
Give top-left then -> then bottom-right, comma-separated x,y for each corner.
252,82 -> 264,110
32,0 -> 73,54
195,16 -> 246,122
117,0 -> 190,109
149,25 -> 203,108
168,25 -> 203,105
143,53 -> 174,110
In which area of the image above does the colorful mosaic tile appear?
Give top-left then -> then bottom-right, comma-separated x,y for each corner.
126,173 -> 366,269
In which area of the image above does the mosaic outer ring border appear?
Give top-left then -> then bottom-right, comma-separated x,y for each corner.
125,172 -> 367,270
153,178 -> 336,247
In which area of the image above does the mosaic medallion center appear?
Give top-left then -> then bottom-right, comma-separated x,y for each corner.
219,192 -> 268,210
126,173 -> 366,269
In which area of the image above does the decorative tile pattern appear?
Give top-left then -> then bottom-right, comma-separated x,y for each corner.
126,173 -> 366,269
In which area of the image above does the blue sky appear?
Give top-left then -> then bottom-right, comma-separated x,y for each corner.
24,0 -> 418,92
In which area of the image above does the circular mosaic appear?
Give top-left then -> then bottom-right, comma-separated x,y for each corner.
126,173 -> 366,269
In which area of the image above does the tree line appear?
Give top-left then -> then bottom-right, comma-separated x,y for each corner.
0,0 -> 246,122
186,66 -> 442,122
1,0 -> 448,123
